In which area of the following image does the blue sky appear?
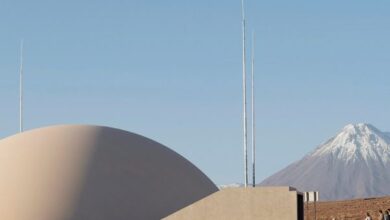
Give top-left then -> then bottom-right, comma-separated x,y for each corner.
1,0 -> 390,185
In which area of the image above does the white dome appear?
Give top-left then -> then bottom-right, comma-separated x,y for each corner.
0,125 -> 218,220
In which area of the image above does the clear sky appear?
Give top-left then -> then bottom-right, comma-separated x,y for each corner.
1,0 -> 390,185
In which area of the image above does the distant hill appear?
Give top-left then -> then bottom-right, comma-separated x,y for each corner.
218,183 -> 243,189
260,123 -> 390,201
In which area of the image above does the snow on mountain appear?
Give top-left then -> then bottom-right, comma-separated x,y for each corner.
218,183 -> 243,189
311,123 -> 390,163
260,123 -> 390,201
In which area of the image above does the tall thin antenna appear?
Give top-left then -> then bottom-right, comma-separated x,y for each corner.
241,0 -> 248,187
251,31 -> 256,187
19,39 -> 24,133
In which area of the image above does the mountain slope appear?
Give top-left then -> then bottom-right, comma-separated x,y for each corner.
260,123 -> 390,201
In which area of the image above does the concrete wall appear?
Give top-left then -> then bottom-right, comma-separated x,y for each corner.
163,187 -> 302,220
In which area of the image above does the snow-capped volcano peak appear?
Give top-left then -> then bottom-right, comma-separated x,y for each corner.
261,123 -> 390,200
342,123 -> 377,134
311,123 -> 390,163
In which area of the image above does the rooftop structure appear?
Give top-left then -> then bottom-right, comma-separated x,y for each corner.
0,125 -> 218,220
164,186 -> 304,220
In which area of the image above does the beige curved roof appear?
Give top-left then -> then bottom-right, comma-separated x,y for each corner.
0,125 -> 218,220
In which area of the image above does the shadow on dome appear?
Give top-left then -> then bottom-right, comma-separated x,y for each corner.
0,125 -> 218,220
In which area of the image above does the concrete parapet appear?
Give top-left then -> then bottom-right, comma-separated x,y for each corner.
163,186 -> 303,220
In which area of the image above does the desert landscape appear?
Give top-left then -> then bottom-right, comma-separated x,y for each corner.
305,196 -> 390,220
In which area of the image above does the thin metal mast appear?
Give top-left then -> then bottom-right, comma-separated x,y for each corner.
241,0 -> 248,187
251,31 -> 256,187
19,40 -> 24,133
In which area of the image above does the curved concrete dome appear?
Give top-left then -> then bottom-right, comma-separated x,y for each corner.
0,125 -> 218,220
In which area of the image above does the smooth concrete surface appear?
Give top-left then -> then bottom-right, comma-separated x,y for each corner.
0,125 -> 218,220
164,187 -> 302,220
